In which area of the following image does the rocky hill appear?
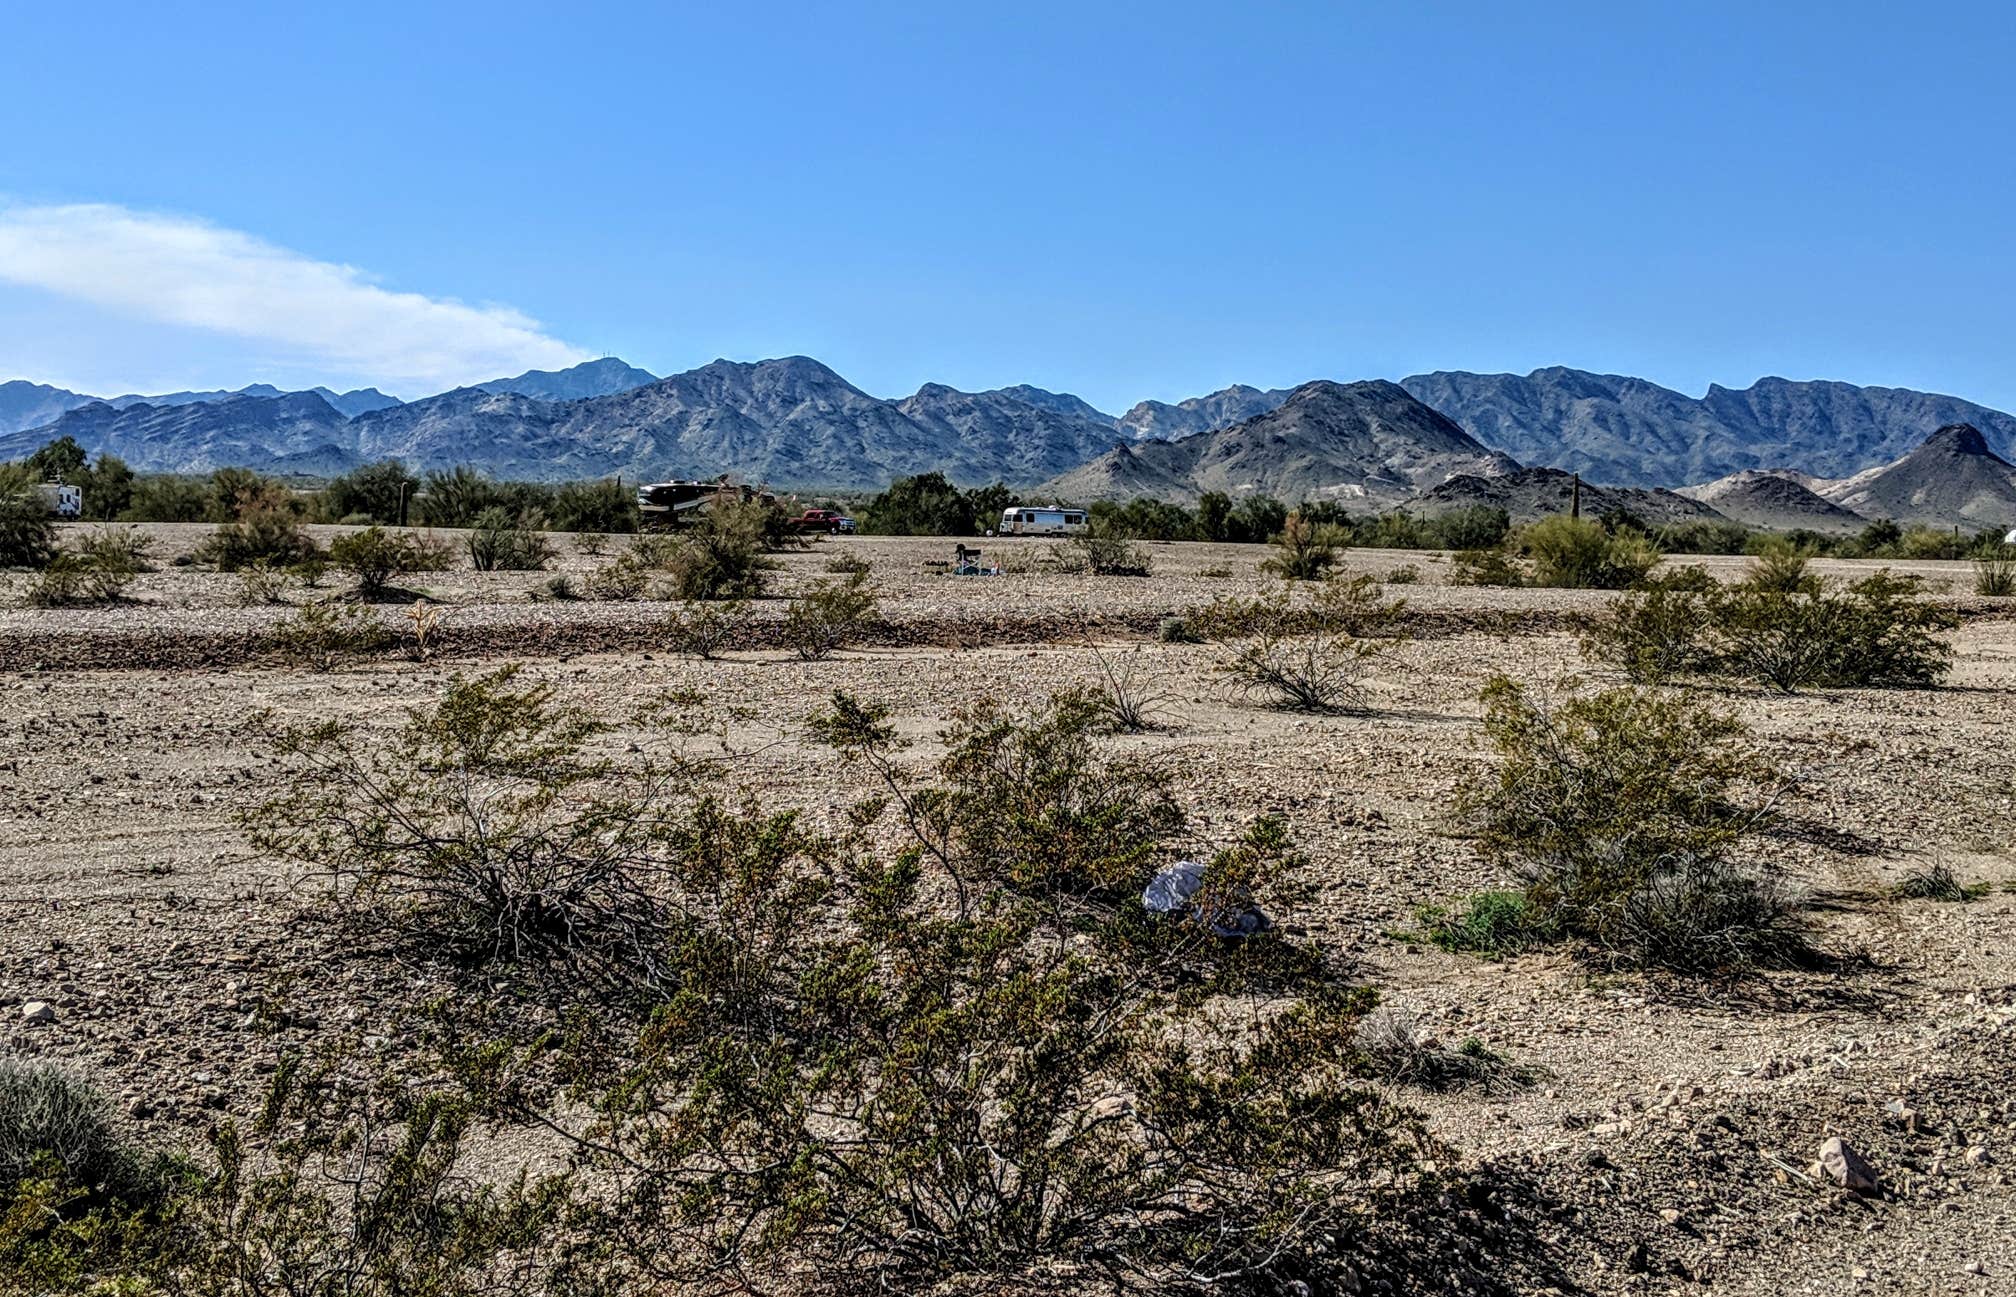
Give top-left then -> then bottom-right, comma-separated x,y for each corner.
1400,367 -> 2016,487
895,383 -> 1118,485
1114,384 -> 1291,442
1045,380 -> 1516,505
0,380 -> 96,436
1818,424 -> 2016,530
1676,470 -> 1865,532
477,358 -> 658,402
0,392 -> 356,475
1416,467 -> 1727,527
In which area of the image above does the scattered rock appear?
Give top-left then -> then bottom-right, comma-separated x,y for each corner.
1816,1137 -> 1879,1193
20,1000 -> 55,1023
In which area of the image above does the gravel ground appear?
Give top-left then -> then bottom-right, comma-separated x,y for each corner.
2,524 -> 2013,1294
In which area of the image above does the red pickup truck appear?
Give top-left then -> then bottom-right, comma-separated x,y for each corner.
789,509 -> 857,534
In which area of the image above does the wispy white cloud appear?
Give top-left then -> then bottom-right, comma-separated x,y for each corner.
0,202 -> 590,391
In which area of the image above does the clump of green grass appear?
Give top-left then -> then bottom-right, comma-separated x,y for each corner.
1412,890 -> 1547,956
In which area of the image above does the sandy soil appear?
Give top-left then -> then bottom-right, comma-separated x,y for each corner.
2,526 -> 2013,1294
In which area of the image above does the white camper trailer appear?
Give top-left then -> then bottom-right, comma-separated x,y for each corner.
33,483 -> 82,519
998,506 -> 1089,536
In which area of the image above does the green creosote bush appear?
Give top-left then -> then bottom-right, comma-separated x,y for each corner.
637,501 -> 779,600
193,507 -> 321,572
268,602 -> 396,671
236,560 -> 293,606
783,568 -> 877,659
0,1051 -> 569,1296
240,671 -> 1443,1293
1521,516 -> 1660,590
1450,545 -> 1526,587
1585,556 -> 1956,691
1458,676 -> 1810,972
1261,509 -> 1350,580
465,507 -> 555,572
21,543 -> 140,607
327,526 -> 449,598
0,477 -> 58,569
663,598 -> 749,659
1065,528 -> 1153,577
822,550 -> 871,575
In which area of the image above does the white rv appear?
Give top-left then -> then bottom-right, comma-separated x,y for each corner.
34,483 -> 82,519
999,506 -> 1089,536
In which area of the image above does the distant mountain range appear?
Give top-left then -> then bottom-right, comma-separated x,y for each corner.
7,356 -> 2016,528
1044,381 -> 1516,508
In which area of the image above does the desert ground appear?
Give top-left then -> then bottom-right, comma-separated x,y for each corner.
2,525 -> 2013,1294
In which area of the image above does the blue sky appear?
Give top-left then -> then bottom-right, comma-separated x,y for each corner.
2,1 -> 2013,412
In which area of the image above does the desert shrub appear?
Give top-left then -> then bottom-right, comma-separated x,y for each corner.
1262,509 -> 1349,580
1066,529 -> 1153,577
1383,563 -> 1421,584
1413,890 -> 1548,956
783,569 -> 877,659
22,548 -> 138,606
236,561 -> 293,606
268,602 -> 396,671
328,526 -> 446,597
1899,525 -> 1970,561
663,599 -> 748,658
465,507 -> 555,572
1422,505 -> 1512,551
1892,860 -> 1985,902
72,525 -> 155,572
1090,495 -> 1198,541
1587,567 -> 1955,691
1353,1005 -> 1533,1093
1713,571 -> 1954,691
549,477 -> 638,534
1459,678 -> 1806,971
538,574 -> 582,601
1523,516 -> 1659,589
1074,643 -> 1177,732
248,675 -> 1432,1292
414,465 -> 512,527
1973,545 -> 2016,597
1156,615 -> 1194,642
1654,518 -> 1755,556
0,1061 -> 151,1207
538,692 -> 1424,1294
1741,542 -> 1822,595
585,554 -> 653,600
246,666 -> 700,985
195,508 -> 320,572
647,501 -> 778,599
823,551 -> 871,575
1219,619 -> 1388,712
0,484 -> 59,568
122,474 -> 211,523
1580,574 -> 1723,683
1451,545 -> 1525,587
289,554 -> 329,588
574,531 -> 610,557
858,471 -> 997,535
318,459 -> 419,525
